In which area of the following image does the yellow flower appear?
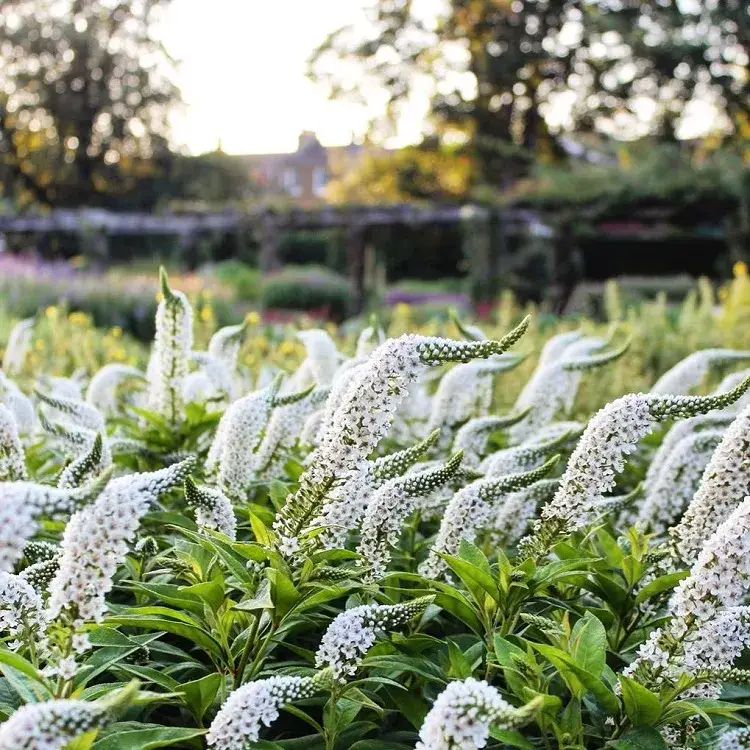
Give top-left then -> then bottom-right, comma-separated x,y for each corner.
279,340 -> 296,356
247,311 -> 261,326
734,261 -> 748,278
45,306 -> 58,320
68,311 -> 89,325
200,305 -> 214,323
109,326 -> 123,338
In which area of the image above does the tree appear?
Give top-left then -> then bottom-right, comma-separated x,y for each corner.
0,0 -> 179,207
574,0 -> 749,140
308,1 -> 582,190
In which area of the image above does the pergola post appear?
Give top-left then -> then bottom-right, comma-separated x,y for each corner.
259,209 -> 281,273
346,219 -> 367,316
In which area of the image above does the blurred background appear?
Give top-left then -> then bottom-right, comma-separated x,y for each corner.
0,0 -> 747,334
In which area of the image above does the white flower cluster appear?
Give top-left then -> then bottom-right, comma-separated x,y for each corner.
357,453 -> 464,579
636,430 -> 724,535
628,496 -> 750,689
315,597 -> 431,679
479,427 -> 574,477
531,395 -> 656,535
453,412 -> 528,467
0,403 -> 26,481
510,334 -> 609,443
146,269 -> 193,423
48,458 -> 195,622
426,357 -> 521,449
0,571 -> 48,646
0,698 -> 112,750
0,372 -> 35,436
208,320 -> 249,372
419,459 -> 558,580
184,352 -> 234,404
671,401 -> 750,565
650,348 -> 750,395
416,678 -> 531,750
36,389 -> 105,434
206,674 -> 318,749
185,477 -> 237,539
1,317 -> 34,376
0,477 -> 110,571
310,359 -> 367,447
355,321 -> 385,357
206,384 -> 277,500
492,479 -> 558,548
85,364 -> 144,415
716,727 -> 750,749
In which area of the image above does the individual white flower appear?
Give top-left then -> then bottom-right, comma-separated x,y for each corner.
0,683 -> 136,750
357,453 -> 464,579
146,268 -> 193,423
0,571 -> 47,644
85,364 -> 144,415
636,430 -> 724,535
206,382 -> 278,500
0,475 -> 111,572
315,597 -> 432,680
184,477 -> 236,539
419,457 -> 559,580
416,678 -> 535,750
57,655 -> 77,680
206,674 -> 322,749
0,404 -> 26,481
452,411 -> 530,468
650,349 -> 750,395
277,321 -> 530,546
1,317 -> 34,376
71,632 -> 91,654
48,458 -> 195,622
523,381 -> 750,557
671,399 -> 750,565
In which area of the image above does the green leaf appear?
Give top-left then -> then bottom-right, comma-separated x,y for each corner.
569,612 -> 607,678
265,567 -> 300,619
619,676 -> 661,727
458,538 -> 492,574
0,648 -> 44,684
179,673 -> 222,722
634,571 -> 689,605
447,640 -> 473,679
608,727 -> 668,749
180,580 -> 224,613
269,479 -> 291,508
92,723 -> 205,749
250,511 -> 273,545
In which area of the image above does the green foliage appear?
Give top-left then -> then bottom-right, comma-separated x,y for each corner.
261,265 -> 352,318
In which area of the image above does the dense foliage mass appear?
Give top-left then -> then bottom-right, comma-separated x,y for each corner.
4,269 -> 750,748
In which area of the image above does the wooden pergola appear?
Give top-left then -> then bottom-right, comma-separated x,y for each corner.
0,204 -> 543,313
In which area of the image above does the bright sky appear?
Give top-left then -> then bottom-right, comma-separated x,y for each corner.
161,0 -> 425,156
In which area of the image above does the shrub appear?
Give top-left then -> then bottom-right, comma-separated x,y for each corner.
212,260 -> 262,301
261,264 -> 351,318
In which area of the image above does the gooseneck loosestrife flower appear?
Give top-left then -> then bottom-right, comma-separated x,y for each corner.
0,571 -> 48,647
452,410 -> 531,467
358,452 -> 465,579
0,403 -> 26,481
1,317 -> 34,376
274,318 -> 531,554
479,428 -> 577,476
716,727 -> 750,749
36,389 -> 105,433
206,378 -> 280,500
57,433 -> 110,490
520,377 -> 750,559
492,478 -> 559,548
147,268 -> 193,424
184,476 -> 237,539
0,681 -> 137,750
650,348 -> 750,395
312,429 -> 441,548
636,430 -> 725,535
0,372 -> 35,436
206,669 -> 335,750
48,457 -> 195,622
627,496 -> 750,694
670,398 -> 750,565
85,364 -> 144,415
0,473 -> 112,572
419,456 -> 559,580
415,678 -> 538,750
510,334 -> 630,442
315,597 -> 433,679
